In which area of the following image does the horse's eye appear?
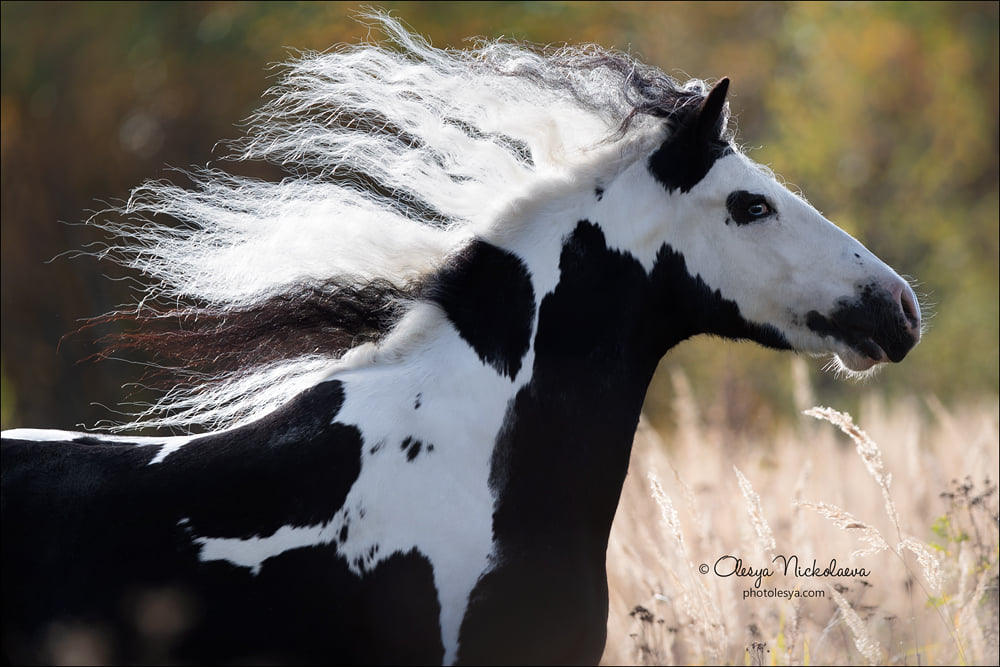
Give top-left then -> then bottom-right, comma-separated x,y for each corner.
726,191 -> 774,225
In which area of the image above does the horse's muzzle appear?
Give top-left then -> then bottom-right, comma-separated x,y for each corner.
807,278 -> 921,368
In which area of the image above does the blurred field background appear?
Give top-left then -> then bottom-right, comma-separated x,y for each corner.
2,2 -> 997,664
604,365 -> 998,665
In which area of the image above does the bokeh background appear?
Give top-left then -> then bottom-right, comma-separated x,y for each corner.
2,1 -> 997,433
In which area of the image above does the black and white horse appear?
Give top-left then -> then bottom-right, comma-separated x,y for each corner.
1,15 -> 921,665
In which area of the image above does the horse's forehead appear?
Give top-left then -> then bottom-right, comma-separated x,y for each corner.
700,152 -> 784,197
589,151 -> 787,273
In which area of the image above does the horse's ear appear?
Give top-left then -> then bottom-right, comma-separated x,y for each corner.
648,77 -> 732,192
697,77 -> 730,141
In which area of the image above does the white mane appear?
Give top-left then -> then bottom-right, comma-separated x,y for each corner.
87,12 -> 710,433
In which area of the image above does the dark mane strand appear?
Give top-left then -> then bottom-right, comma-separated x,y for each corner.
490,49 -> 716,140
77,280 -> 414,378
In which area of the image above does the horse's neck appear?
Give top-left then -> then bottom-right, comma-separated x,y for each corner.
427,174 -> 678,545
486,225 -> 674,555
333,161 -> 677,551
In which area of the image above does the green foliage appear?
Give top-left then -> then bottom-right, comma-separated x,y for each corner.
1,1 -> 996,430
930,514 -> 969,553
926,475 -> 998,635
937,475 -> 1000,571
753,1 -> 999,404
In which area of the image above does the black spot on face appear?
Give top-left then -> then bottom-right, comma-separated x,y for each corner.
806,283 -> 918,363
595,186 -> 604,201
425,239 -> 535,380
413,393 -> 422,410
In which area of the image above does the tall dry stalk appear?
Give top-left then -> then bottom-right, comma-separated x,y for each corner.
803,406 -> 955,663
734,465 -> 776,562
803,407 -> 902,541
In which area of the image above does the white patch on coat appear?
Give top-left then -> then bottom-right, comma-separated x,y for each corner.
186,302 -> 541,664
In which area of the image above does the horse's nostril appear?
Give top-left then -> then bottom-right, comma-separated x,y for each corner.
899,285 -> 921,336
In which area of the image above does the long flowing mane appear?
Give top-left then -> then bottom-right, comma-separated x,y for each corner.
89,12 -> 724,433
3,12 -> 926,666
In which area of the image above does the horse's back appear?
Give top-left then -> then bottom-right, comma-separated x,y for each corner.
0,382 -> 446,664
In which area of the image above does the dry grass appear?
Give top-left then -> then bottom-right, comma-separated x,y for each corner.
602,360 -> 999,666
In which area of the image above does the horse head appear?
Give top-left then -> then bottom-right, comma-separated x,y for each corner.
593,77 -> 920,374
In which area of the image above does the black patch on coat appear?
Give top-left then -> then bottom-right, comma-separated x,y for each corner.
2,380 -> 446,664
425,239 -> 536,380
456,220 -> 789,664
179,545 -> 444,665
179,381 -> 360,538
649,130 -> 732,194
647,79 -> 734,194
74,435 -> 143,446
401,436 -> 425,462
806,282 -> 918,363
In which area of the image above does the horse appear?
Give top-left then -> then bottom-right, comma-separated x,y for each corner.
1,13 -> 921,666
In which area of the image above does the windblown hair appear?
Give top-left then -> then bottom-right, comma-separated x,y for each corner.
88,12 -> 723,433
